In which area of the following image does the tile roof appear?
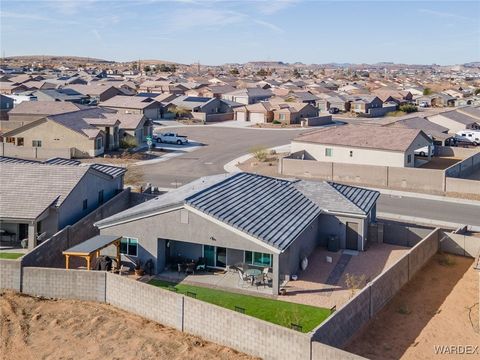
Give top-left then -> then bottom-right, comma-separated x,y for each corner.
439,110 -> 480,125
0,162 -> 89,219
100,95 -> 160,109
8,101 -> 87,115
97,173 -> 379,252
294,124 -> 429,152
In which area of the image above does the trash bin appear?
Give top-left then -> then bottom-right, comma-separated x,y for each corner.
327,235 -> 339,252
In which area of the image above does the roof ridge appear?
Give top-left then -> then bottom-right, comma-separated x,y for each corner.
326,181 -> 364,213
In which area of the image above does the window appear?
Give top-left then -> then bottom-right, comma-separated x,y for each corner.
279,114 -> 286,121
407,154 -> 412,163
121,237 -> 138,256
32,140 -> 42,147
96,137 -> 103,150
6,137 -> 15,144
325,148 -> 333,157
98,190 -> 104,205
17,137 -> 24,146
82,199 -> 88,210
349,150 -> 353,157
244,251 -> 272,267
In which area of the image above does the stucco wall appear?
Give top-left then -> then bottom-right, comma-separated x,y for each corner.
439,231 -> 480,258
0,259 -> 22,291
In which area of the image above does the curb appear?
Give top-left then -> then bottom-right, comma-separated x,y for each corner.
377,212 -> 463,229
372,188 -> 480,206
224,144 -> 291,173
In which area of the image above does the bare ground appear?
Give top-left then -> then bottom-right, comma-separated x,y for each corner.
345,254 -> 479,360
0,291 -> 255,360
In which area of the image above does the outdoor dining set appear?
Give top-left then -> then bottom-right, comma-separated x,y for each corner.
234,264 -> 272,288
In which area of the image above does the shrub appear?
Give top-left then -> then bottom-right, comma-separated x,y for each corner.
272,120 -> 281,125
399,104 -> 418,113
120,137 -> 138,149
344,273 -> 367,298
423,87 -> 432,95
250,146 -> 268,162
438,253 -> 456,267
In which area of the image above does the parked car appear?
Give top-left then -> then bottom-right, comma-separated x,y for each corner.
455,130 -> 480,146
328,107 -> 340,114
154,132 -> 188,145
419,101 -> 430,108
414,145 -> 434,157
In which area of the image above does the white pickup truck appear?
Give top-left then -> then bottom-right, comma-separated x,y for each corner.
154,132 -> 188,145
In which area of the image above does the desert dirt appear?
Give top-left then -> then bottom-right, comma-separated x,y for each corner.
345,254 -> 480,360
0,291 -> 255,360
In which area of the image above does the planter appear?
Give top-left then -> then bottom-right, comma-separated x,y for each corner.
279,288 -> 287,296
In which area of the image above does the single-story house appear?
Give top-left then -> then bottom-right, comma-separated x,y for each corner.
166,96 -> 242,122
222,87 -> 273,105
24,88 -> 90,104
291,124 -> 433,168
100,95 -> 163,120
234,101 -> 318,124
0,94 -> 14,120
67,84 -> 126,103
0,156 -> 125,249
428,108 -> 480,132
95,172 -> 379,294
385,116 -> 451,145
115,113 -> 152,145
351,96 -> 384,115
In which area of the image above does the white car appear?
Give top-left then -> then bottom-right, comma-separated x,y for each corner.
154,132 -> 188,145
414,145 -> 434,157
455,130 -> 480,146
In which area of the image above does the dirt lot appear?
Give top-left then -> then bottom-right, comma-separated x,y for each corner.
418,156 -> 461,170
345,254 -> 479,360
0,291 -> 254,360
81,149 -> 167,166
238,153 -> 289,178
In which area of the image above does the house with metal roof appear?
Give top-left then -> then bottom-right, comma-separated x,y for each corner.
427,107 -> 480,133
0,156 -> 125,250
95,172 -> 379,295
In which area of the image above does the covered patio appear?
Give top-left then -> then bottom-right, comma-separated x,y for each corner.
62,235 -> 122,270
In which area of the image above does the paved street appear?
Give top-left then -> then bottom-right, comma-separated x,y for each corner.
140,126 -> 308,188
377,194 -> 480,227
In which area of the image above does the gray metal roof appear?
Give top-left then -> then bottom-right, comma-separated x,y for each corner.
89,163 -> 126,178
44,157 -> 81,166
185,173 -> 321,251
63,235 -> 121,255
327,182 -> 379,214
0,156 -> 39,164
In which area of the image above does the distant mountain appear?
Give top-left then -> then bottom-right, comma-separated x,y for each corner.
4,55 -> 113,63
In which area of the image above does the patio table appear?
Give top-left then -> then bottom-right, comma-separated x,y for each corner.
244,269 -> 261,285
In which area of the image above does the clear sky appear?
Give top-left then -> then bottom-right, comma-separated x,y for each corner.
1,0 -> 479,65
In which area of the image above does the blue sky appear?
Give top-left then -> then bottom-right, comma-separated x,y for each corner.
1,0 -> 479,65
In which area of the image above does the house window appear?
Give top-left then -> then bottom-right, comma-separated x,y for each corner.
279,114 -> 286,121
82,199 -> 88,210
96,137 -> 103,149
407,154 -> 412,163
98,190 -> 104,205
325,148 -> 333,157
6,137 -> 15,144
32,140 -> 42,147
120,237 -> 138,256
244,251 -> 272,267
17,137 -> 24,146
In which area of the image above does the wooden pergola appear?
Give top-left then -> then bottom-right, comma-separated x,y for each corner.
62,235 -> 122,270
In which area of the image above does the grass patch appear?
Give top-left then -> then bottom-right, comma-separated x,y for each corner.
148,279 -> 331,332
0,252 -> 24,260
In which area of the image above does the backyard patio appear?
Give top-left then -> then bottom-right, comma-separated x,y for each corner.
280,243 -> 410,309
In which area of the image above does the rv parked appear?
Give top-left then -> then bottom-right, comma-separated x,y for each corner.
455,130 -> 480,146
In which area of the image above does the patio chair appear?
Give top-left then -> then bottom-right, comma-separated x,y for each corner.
196,257 -> 206,272
119,265 -> 130,276
185,262 -> 195,275
262,267 -> 271,286
237,269 -> 249,288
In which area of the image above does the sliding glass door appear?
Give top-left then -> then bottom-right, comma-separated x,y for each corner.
203,245 -> 227,268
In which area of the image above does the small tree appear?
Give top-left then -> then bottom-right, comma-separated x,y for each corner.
398,104 -> 418,113
143,65 -> 151,73
169,105 -> 191,118
344,273 -> 367,299
250,146 -> 268,162
423,87 -> 432,95
475,88 -> 480,95
257,69 -> 268,77
229,67 -> 239,75
292,69 -> 301,78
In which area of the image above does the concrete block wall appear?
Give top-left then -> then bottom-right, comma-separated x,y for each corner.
22,267 -> 106,302
440,231 -> 480,258
370,255 -> 409,314
311,229 -> 440,349
183,296 -> 311,360
312,342 -> 368,360
446,177 -> 480,195
105,273 -> 183,330
381,221 -> 434,247
311,285 -> 371,348
0,259 -> 22,291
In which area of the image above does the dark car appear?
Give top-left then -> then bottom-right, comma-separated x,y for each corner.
328,107 -> 340,114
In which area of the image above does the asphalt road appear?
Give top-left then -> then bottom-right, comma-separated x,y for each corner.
139,125 -> 480,227
140,126 -> 308,188
378,194 -> 480,227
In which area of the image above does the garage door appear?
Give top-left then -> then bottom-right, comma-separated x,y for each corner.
249,112 -> 265,124
346,222 -> 358,250
236,111 -> 246,121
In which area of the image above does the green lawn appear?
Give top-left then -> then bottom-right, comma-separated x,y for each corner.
0,252 -> 24,260
148,279 -> 331,332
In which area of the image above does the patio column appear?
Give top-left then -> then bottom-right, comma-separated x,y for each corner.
27,222 -> 37,250
272,253 -> 280,295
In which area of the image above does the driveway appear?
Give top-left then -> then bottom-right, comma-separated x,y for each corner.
138,126 -> 308,188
